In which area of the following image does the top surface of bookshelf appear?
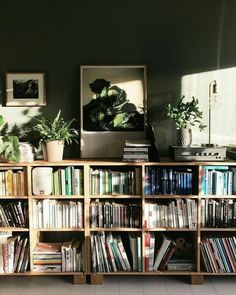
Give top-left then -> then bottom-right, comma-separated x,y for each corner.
0,158 -> 236,167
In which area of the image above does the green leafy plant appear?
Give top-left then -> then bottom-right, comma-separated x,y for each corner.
0,115 -> 20,162
166,96 -> 207,131
33,110 -> 79,145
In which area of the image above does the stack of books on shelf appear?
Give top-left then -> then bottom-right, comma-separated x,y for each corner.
0,169 -> 25,196
32,199 -> 83,229
0,233 -> 29,273
144,167 -> 194,195
143,199 -> 197,229
200,165 -> 236,195
32,166 -> 84,196
90,168 -> 141,195
91,232 -> 142,272
90,200 -> 141,228
167,259 -> 196,271
51,167 -> 84,195
19,142 -> 35,162
201,198 -> 236,228
123,140 -> 151,162
33,240 -> 84,273
200,235 -> 236,273
33,242 -> 62,272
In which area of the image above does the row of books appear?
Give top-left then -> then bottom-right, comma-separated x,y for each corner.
144,167 -> 194,195
0,233 -> 29,273
51,167 -> 84,196
32,199 -> 83,229
89,168 -> 142,195
143,199 -> 197,229
90,200 -> 141,228
33,240 -> 84,272
91,232 -> 142,272
200,165 -> 236,195
0,170 -> 25,196
201,199 -> 236,228
201,236 -> 236,273
0,201 -> 28,228
32,167 -> 84,196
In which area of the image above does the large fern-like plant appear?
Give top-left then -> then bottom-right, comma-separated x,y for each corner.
33,110 -> 79,145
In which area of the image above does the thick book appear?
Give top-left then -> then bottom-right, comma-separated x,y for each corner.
125,139 -> 151,147
153,235 -> 172,270
105,234 -> 117,272
167,259 -> 196,271
128,233 -> 137,271
16,237 -> 28,273
117,235 -> 131,271
159,241 -> 177,271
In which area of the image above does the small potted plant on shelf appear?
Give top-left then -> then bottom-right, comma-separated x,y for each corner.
166,96 -> 206,146
33,110 -> 79,161
0,115 -> 20,162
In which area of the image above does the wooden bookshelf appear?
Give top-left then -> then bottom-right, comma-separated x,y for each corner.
0,160 -> 236,285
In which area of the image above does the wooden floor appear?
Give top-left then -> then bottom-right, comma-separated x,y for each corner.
0,275 -> 235,295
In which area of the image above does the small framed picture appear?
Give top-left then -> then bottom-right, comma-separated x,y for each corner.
5,72 -> 46,106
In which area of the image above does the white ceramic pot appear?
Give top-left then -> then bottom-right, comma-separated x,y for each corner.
43,140 -> 64,162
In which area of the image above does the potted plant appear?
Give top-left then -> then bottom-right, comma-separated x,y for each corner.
33,110 -> 79,161
0,115 -> 20,162
166,96 -> 206,146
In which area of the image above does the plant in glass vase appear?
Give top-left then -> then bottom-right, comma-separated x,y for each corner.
166,96 -> 206,146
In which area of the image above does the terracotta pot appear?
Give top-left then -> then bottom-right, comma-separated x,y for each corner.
43,140 -> 64,162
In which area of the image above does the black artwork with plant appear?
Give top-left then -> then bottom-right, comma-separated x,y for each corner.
83,79 -> 144,131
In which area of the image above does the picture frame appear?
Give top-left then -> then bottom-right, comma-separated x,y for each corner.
5,72 -> 46,106
80,65 -> 147,158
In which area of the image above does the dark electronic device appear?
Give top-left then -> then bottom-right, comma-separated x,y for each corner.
169,145 -> 226,161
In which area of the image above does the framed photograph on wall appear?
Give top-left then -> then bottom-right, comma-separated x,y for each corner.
5,72 -> 46,106
80,65 -> 147,158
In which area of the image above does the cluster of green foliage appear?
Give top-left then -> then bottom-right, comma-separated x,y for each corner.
84,79 -> 143,131
166,96 -> 207,131
0,115 -> 20,162
33,110 -> 79,145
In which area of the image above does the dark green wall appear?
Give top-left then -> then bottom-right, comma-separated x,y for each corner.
0,0 -> 235,156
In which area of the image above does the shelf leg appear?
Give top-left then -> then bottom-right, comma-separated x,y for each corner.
73,274 -> 86,285
89,274 -> 104,285
191,275 -> 204,285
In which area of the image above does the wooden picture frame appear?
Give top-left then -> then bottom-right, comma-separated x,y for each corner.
80,65 -> 147,158
5,72 -> 46,106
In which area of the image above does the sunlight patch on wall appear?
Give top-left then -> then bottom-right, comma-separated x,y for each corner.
0,106 -> 41,130
181,67 -> 236,146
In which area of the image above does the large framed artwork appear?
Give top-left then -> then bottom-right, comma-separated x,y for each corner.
80,65 -> 147,158
5,72 -> 46,106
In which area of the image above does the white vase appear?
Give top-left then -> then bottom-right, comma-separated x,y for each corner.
177,128 -> 192,146
43,140 -> 64,161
